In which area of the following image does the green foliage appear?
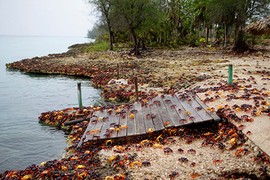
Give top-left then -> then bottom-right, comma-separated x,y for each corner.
199,37 -> 206,43
83,42 -> 110,52
208,0 -> 270,51
88,0 -> 270,51
186,33 -> 200,47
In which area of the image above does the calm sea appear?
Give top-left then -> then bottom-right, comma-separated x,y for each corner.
0,36 -> 101,172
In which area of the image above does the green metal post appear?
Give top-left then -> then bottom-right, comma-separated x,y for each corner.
77,82 -> 83,110
228,64 -> 233,85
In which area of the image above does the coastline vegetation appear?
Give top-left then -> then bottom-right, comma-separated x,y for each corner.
87,0 -> 270,54
83,41 -> 111,52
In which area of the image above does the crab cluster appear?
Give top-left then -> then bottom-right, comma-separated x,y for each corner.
1,145 -> 102,180
196,80 -> 269,123
7,54 -> 169,103
6,49 -> 218,105
2,117 -> 270,179
38,107 -> 93,128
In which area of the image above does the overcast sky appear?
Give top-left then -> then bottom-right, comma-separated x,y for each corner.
0,0 -> 98,37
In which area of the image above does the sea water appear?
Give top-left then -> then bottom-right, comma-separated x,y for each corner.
0,36 -> 101,172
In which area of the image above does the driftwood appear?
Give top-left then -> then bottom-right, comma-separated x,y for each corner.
64,116 -> 91,126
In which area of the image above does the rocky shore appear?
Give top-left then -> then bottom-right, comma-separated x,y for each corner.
2,44 -> 270,179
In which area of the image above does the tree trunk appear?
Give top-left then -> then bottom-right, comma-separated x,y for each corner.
233,15 -> 249,52
109,30 -> 113,51
233,29 -> 249,52
233,26 -> 249,52
130,28 -> 140,56
206,27 -> 209,45
107,21 -> 114,50
224,23 -> 227,48
142,36 -> 147,50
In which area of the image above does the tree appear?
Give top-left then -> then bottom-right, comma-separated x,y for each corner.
193,0 -> 211,44
233,0 -> 270,52
90,0 -> 114,50
112,0 -> 161,55
87,24 -> 100,39
88,0 -> 270,52
208,0 -> 270,52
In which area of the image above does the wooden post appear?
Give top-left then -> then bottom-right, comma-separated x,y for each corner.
117,63 -> 120,79
77,82 -> 83,110
134,76 -> 139,101
228,64 -> 233,85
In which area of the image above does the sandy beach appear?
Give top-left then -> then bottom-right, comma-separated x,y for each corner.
2,44 -> 270,179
